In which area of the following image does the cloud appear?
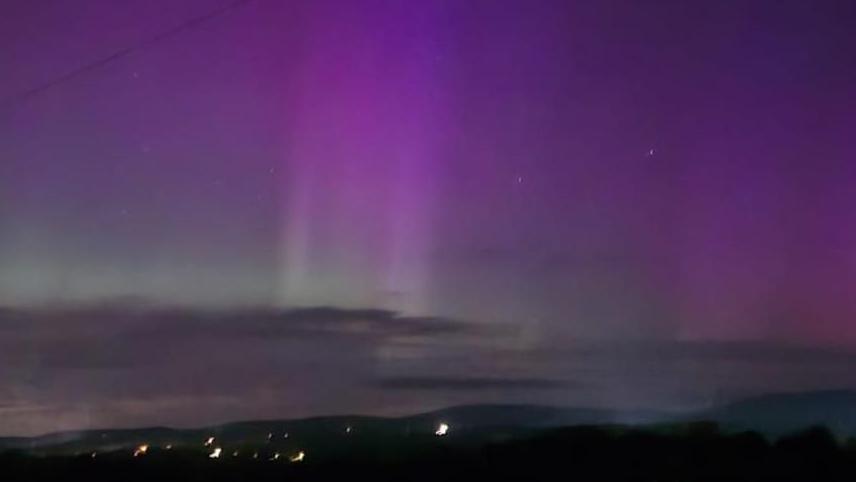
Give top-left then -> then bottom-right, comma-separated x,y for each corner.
373,376 -> 579,391
0,302 -> 486,347
3,301 -> 856,435
167,306 -> 483,340
0,302 -> 514,434
0,302 -> 498,401
531,339 -> 856,365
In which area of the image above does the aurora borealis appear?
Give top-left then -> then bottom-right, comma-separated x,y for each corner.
1,0 -> 855,435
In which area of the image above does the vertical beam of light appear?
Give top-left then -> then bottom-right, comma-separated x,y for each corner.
277,2 -> 449,315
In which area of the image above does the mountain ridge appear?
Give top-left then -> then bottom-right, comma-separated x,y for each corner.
4,390 -> 856,453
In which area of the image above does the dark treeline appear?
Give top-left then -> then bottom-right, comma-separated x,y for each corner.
3,423 -> 856,482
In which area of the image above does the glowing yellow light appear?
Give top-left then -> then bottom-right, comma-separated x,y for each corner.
435,423 -> 449,436
204,436 -> 215,447
289,451 -> 305,463
209,447 -> 222,459
133,444 -> 149,457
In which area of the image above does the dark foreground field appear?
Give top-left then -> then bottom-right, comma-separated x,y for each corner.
3,423 -> 856,482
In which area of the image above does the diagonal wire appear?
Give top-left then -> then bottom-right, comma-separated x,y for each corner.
1,0 -> 254,110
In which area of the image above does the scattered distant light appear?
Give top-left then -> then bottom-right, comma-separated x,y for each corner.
435,423 -> 449,436
253,452 -> 259,459
646,148 -> 655,156
345,426 -> 352,434
289,451 -> 305,463
516,175 -> 523,184
165,444 -> 173,450
91,452 -> 97,459
204,436 -> 215,447
270,452 -> 281,461
283,432 -> 289,439
232,450 -> 240,457
209,447 -> 222,459
133,444 -> 149,457
267,432 -> 273,440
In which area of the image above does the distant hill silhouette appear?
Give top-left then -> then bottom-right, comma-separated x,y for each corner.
0,404 -> 666,455
4,391 -> 856,455
698,390 -> 856,435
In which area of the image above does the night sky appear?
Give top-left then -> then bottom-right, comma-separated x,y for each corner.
1,0 -> 856,435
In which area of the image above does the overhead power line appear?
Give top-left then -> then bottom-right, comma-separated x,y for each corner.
1,0 -> 254,110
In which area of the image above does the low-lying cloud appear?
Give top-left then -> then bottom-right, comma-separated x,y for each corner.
2,302 -> 856,436
374,376 -> 579,391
